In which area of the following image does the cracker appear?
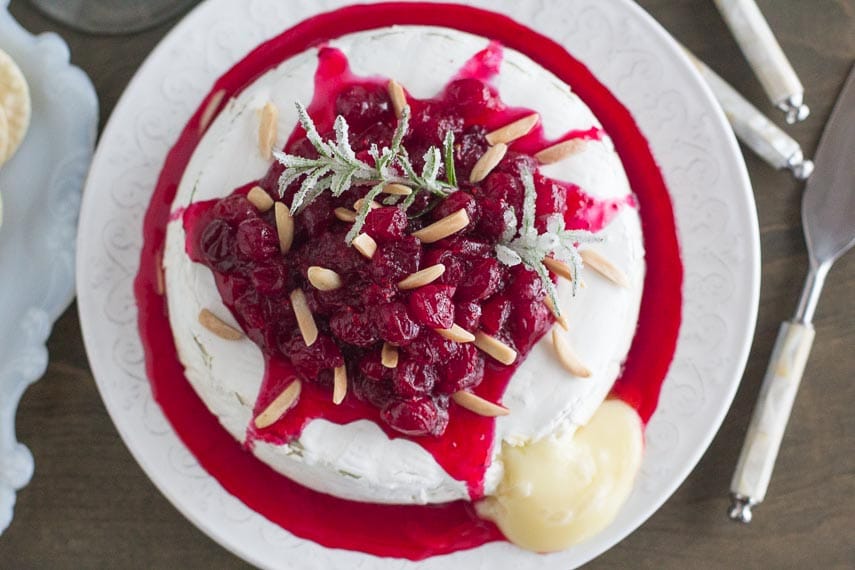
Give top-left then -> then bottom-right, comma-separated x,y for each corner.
0,49 -> 31,165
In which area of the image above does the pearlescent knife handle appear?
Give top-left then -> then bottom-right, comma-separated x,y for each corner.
714,0 -> 809,123
729,321 -> 815,523
687,52 -> 814,180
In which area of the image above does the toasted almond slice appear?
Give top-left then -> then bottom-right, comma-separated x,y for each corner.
199,89 -> 226,133
485,113 -> 539,146
469,143 -> 508,183
580,249 -> 630,288
382,183 -> 413,196
434,324 -> 476,343
307,266 -> 343,291
474,331 -> 518,365
352,233 -> 378,259
354,198 -> 381,212
381,342 -> 399,368
198,309 -> 244,341
552,328 -> 591,378
388,79 -> 407,119
544,295 -> 569,331
398,263 -> 446,290
333,365 -> 347,405
155,250 -> 165,296
275,202 -> 294,253
259,102 -> 279,160
255,380 -> 302,429
247,186 -> 274,212
334,207 -> 357,223
412,209 -> 470,243
543,256 -> 573,281
452,391 -> 509,417
290,289 -> 318,346
535,138 -> 587,165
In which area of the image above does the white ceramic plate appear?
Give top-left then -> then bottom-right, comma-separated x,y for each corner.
0,1 -> 97,535
76,0 -> 760,568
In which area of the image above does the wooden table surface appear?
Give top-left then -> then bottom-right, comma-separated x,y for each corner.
1,0 -> 853,567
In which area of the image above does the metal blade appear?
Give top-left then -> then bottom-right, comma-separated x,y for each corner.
802,64 -> 855,263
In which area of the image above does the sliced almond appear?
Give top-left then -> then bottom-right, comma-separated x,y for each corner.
382,183 -> 413,196
580,249 -> 629,288
544,295 -> 568,331
198,309 -> 243,341
258,102 -> 279,160
452,391 -> 509,417
381,342 -> 399,368
199,89 -> 226,133
334,207 -> 357,223
552,328 -> 592,378
333,365 -> 347,405
543,256 -> 573,281
485,113 -> 539,146
388,79 -> 407,119
535,138 -> 587,165
397,263 -> 446,290
412,209 -> 470,244
254,380 -> 302,429
434,324 -> 476,343
155,250 -> 165,296
247,186 -> 274,212
352,233 -> 377,259
290,289 -> 318,346
274,202 -> 294,254
307,266 -> 343,291
354,198 -> 381,212
474,331 -> 517,365
469,143 -> 508,183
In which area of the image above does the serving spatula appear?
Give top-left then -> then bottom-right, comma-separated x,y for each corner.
728,64 -> 855,523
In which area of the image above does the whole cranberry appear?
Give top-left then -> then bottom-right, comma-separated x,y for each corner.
474,197 -> 509,241
445,78 -> 499,115
329,308 -> 378,347
455,301 -> 482,331
286,334 -> 344,381
370,236 -> 422,283
509,265 -> 546,304
408,284 -> 456,329
199,218 -> 237,272
421,248 -> 466,286
456,258 -> 506,302
236,218 -> 279,262
381,396 -> 449,437
250,263 -> 287,296
437,344 -> 485,394
335,84 -> 392,128
392,358 -> 438,397
432,191 -> 479,227
364,206 -> 408,243
213,194 -> 257,225
353,375 -> 394,409
298,193 -> 335,239
402,330 -> 460,364
454,126 -> 490,177
358,350 -> 393,382
374,302 -> 420,346
480,294 -> 512,335
511,299 -> 552,355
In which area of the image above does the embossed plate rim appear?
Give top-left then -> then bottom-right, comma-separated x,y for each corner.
76,0 -> 759,568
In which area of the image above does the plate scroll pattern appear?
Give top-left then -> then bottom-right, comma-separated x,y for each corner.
0,2 -> 98,535
76,0 -> 759,568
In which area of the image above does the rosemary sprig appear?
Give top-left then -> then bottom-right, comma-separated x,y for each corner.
273,102 -> 457,243
494,168 -> 601,316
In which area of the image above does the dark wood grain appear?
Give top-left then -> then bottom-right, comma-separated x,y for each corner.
1,1 -> 852,568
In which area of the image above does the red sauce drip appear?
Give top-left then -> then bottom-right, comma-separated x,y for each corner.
134,3 -> 682,560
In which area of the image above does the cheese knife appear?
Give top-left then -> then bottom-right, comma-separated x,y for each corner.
728,63 -> 855,522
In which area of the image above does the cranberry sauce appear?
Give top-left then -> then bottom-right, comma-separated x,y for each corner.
135,3 -> 683,560
182,43 -> 617,497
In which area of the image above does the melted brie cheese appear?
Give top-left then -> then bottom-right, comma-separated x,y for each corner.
163,26 -> 644,505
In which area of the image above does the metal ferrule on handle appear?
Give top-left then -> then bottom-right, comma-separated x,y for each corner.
688,52 -> 814,180
714,0 -> 809,123
728,321 -> 815,523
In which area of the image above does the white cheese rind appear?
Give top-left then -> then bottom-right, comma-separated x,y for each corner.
164,26 -> 644,505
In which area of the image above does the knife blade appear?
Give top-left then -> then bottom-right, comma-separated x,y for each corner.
728,63 -> 855,523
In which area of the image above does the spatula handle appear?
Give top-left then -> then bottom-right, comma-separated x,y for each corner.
728,321 -> 815,522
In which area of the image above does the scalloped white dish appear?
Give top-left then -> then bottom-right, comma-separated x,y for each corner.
76,0 -> 759,568
0,0 -> 98,534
